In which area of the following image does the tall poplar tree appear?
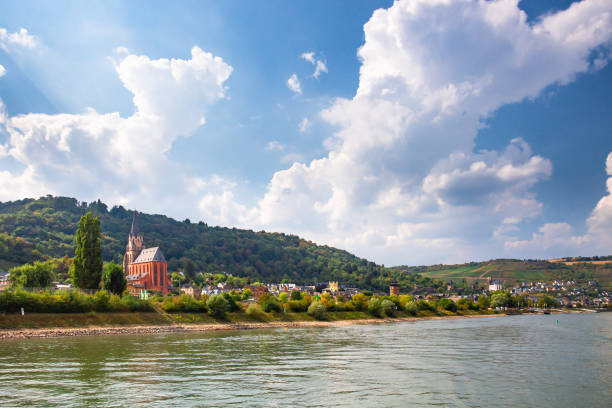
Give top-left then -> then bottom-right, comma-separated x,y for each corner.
71,212 -> 103,289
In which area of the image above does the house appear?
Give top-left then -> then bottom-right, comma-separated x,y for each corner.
487,277 -> 503,292
251,285 -> 268,300
0,271 -> 9,291
181,284 -> 199,298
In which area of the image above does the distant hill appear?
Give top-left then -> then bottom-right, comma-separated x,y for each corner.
393,258 -> 612,291
0,195 -> 442,292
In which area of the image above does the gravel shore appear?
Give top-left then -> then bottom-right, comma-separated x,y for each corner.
0,314 -> 504,340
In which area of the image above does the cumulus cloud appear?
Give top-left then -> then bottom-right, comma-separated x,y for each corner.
0,46 -> 235,220
241,0 -> 612,264
287,73 -> 302,94
0,28 -> 37,51
0,64 -> 5,77
301,51 -> 328,78
298,118 -> 311,133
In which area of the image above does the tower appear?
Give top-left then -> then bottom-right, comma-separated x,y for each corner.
123,212 -> 143,274
390,279 -> 400,296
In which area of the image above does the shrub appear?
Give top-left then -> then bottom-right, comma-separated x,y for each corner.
399,294 -> 414,309
368,298 -> 383,317
417,300 -> 433,311
261,297 -> 283,313
438,298 -> 457,312
161,294 -> 206,313
380,299 -> 396,317
207,294 -> 230,318
456,298 -> 473,310
404,300 -> 418,315
287,299 -> 308,312
476,295 -> 491,310
92,290 -> 110,312
307,301 -> 327,320
245,303 -> 267,321
351,293 -> 368,311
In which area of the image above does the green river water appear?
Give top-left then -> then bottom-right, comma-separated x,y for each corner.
1,313 -> 610,407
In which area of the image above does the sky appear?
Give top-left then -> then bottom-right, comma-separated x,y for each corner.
0,0 -> 611,266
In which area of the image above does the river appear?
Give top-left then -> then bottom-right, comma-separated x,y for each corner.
1,313 -> 610,407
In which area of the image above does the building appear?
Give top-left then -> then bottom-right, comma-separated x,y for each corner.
181,284 -> 199,298
488,277 -> 503,292
123,213 -> 169,295
390,279 -> 400,296
0,271 -> 9,291
328,281 -> 339,293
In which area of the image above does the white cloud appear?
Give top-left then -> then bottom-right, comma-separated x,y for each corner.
300,52 -> 315,64
287,73 -> 302,94
265,141 -> 285,151
0,46 -> 235,220
0,28 -> 37,51
243,0 -> 612,264
0,64 -> 5,77
298,118 -> 311,133
301,51 -> 328,78
313,60 -> 328,78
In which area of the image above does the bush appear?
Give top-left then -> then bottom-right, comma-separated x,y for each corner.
307,301 -> 327,320
222,292 -> 240,312
368,298 -> 383,317
261,297 -> 283,313
161,294 -> 207,313
380,299 -> 396,317
417,300 -> 433,311
92,290 -> 110,312
456,298 -> 473,310
404,300 -> 418,315
207,294 -> 230,318
287,299 -> 308,312
351,293 -> 368,311
0,289 -> 152,313
245,303 -> 266,321
476,295 -> 490,310
438,298 -> 457,312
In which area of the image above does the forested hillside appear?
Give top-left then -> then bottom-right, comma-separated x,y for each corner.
0,196 -> 441,292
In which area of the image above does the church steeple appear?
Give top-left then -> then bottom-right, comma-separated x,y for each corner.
123,212 -> 144,275
130,212 -> 141,237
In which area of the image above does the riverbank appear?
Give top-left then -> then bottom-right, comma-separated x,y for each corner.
0,312 -> 507,340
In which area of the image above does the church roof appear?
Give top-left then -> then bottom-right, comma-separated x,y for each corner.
133,247 -> 166,263
130,212 -> 141,236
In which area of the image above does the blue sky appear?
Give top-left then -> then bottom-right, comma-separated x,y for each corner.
0,0 -> 611,265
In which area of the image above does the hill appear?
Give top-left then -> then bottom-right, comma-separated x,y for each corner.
0,195 -> 442,292
393,258 -> 612,291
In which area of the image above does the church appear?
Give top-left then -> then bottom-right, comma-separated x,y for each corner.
123,213 -> 170,295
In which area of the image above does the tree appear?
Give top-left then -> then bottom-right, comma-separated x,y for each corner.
71,212 -> 103,289
476,295 -> 490,310
9,261 -> 55,288
490,292 -> 511,308
290,290 -> 302,301
380,299 -> 397,317
307,301 -> 327,320
206,294 -> 230,318
102,261 -> 127,295
182,258 -> 196,281
241,288 -> 253,300
537,295 -> 557,308
438,298 -> 457,312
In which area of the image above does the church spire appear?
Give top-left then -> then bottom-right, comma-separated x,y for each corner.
130,212 -> 141,236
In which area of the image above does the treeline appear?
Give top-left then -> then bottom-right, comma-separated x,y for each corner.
0,196 -> 442,292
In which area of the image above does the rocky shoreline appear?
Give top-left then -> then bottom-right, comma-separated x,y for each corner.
0,314 -> 505,340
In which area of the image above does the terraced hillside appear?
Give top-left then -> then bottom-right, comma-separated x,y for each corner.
393,259 -> 612,291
